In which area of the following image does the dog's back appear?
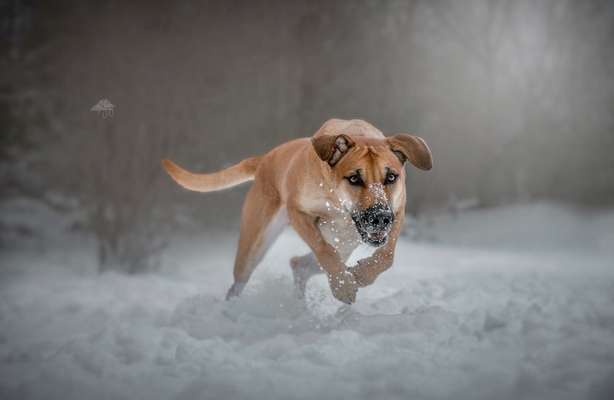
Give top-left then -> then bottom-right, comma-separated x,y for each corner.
313,118 -> 385,140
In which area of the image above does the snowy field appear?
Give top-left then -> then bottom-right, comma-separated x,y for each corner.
1,202 -> 614,400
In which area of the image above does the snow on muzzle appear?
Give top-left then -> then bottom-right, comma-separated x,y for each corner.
352,203 -> 394,247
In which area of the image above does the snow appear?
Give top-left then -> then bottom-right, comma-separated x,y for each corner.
1,203 -> 614,400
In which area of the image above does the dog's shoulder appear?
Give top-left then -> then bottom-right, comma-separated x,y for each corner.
313,118 -> 385,140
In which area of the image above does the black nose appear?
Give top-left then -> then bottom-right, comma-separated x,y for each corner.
361,204 -> 394,230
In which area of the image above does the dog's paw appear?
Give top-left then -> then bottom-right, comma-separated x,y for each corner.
328,271 -> 358,304
225,281 -> 246,300
350,263 -> 375,287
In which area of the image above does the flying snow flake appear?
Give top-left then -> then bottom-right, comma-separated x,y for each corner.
90,98 -> 115,118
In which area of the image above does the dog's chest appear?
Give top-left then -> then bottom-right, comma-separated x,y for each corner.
318,214 -> 361,261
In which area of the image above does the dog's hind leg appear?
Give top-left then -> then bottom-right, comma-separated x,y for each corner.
290,247 -> 359,299
290,253 -> 322,299
226,182 -> 284,300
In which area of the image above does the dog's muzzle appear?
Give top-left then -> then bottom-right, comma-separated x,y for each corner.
352,203 -> 394,247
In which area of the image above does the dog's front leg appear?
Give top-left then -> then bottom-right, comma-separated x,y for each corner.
352,208 -> 405,287
287,208 -> 358,304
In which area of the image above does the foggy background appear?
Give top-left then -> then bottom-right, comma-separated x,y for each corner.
2,0 -> 614,270
1,1 -> 614,399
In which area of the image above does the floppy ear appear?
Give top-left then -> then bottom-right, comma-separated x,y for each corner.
311,134 -> 355,166
387,134 -> 433,170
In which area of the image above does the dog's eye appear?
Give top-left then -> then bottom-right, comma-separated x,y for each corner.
346,174 -> 363,186
385,172 -> 398,184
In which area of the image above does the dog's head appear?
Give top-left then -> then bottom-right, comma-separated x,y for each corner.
312,132 -> 432,247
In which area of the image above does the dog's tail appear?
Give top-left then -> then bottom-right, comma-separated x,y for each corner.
161,156 -> 262,193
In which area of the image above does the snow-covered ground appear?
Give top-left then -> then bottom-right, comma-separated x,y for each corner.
1,202 -> 614,400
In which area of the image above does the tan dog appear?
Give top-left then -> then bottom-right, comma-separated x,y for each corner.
162,119 -> 432,304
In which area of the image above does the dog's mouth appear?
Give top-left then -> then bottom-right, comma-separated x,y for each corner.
359,229 -> 389,247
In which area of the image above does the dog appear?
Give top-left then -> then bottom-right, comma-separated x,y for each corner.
162,119 -> 432,304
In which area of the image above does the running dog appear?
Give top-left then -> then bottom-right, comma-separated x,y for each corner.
162,119 -> 432,304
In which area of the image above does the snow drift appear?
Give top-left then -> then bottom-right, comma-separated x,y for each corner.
1,202 -> 613,400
